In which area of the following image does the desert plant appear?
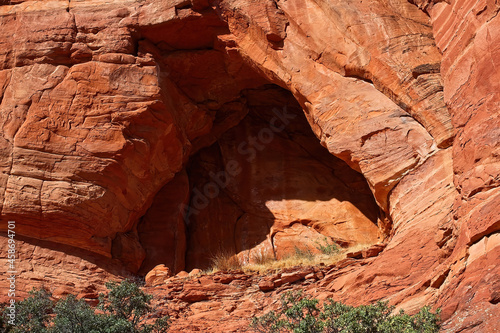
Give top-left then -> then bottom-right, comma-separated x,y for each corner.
251,310 -> 287,333
322,299 -> 392,333
98,280 -> 169,333
375,306 -> 442,333
250,291 -> 441,333
99,280 -> 152,327
148,317 -> 171,333
1,281 -> 169,333
315,238 -> 340,255
4,288 -> 53,333
51,294 -> 104,333
251,291 -> 323,333
292,246 -> 315,261
322,299 -> 442,333
281,291 -> 323,333
210,249 -> 242,272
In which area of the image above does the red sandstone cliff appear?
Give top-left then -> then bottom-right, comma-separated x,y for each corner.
0,0 -> 498,331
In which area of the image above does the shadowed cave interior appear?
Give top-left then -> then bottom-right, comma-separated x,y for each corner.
137,84 -> 382,274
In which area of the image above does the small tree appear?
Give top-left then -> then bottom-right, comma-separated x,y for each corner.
99,280 -> 169,333
99,280 -> 153,330
252,291 -> 322,333
52,294 -> 104,333
251,291 -> 441,333
7,288 -> 53,333
2,281 -> 169,333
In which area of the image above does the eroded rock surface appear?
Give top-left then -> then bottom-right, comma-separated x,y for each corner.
0,0 -> 498,331
185,86 -> 380,270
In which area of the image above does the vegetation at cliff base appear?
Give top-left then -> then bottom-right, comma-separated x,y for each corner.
2,282 -> 441,333
251,290 -> 441,333
1,280 -> 169,333
210,239 -> 360,274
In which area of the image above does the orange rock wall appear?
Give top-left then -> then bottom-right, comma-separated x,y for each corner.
185,86 -> 380,270
427,0 -> 500,330
0,0 -> 498,331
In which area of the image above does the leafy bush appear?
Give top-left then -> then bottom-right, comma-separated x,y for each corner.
251,291 -> 441,333
1,281 -> 169,333
3,288 -> 53,333
100,280 -> 153,329
315,238 -> 340,255
52,294 -> 104,333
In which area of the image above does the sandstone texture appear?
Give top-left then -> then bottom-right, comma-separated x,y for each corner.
0,0 -> 499,332
185,86 -> 380,270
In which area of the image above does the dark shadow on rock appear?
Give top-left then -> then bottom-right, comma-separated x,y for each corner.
183,85 -> 380,271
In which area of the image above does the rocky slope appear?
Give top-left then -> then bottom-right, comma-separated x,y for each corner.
0,0 -> 499,331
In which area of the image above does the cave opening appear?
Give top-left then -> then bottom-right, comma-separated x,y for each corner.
132,4 -> 384,274
184,85 -> 382,270
138,84 -> 382,274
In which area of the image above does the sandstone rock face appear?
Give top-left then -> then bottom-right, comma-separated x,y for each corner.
0,235 -> 125,303
424,1 -> 500,331
0,0 -> 264,271
0,0 -> 499,331
216,0 -> 450,211
185,86 -> 380,269
144,264 -> 172,287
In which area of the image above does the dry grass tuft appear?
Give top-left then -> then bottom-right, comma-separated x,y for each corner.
243,243 -> 374,274
344,242 -> 374,254
250,247 -> 276,266
209,250 -> 242,272
204,243 -> 376,275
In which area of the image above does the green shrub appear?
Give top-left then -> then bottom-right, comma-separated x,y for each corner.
251,291 -> 441,333
5,288 -> 53,333
99,280 -> 153,329
52,294 -> 106,333
315,238 -> 340,255
1,281 -> 169,333
251,311 -> 287,333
